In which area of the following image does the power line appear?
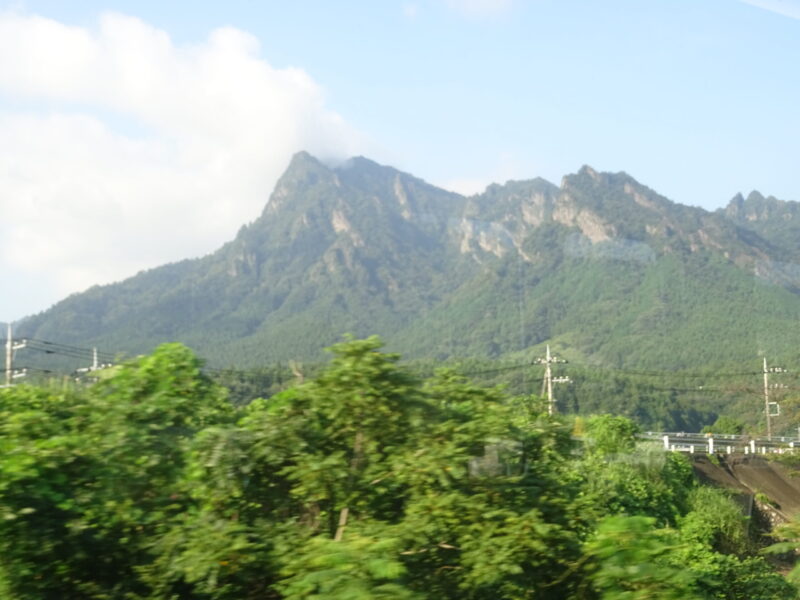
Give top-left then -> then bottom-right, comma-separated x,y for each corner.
0,366 -> 59,375
5,334 -> 800,417
1,340 -> 115,362
0,334 -> 793,384
0,327 -> 119,385
456,362 -> 540,377
607,369 -> 763,379
24,338 -> 116,359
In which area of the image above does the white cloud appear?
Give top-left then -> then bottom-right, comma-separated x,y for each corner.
440,152 -> 530,196
403,3 -> 419,18
444,0 -> 514,18
0,11 -> 367,319
741,0 -> 800,19
442,178 -> 488,196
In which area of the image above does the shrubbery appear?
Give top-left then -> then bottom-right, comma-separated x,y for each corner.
0,339 -> 795,599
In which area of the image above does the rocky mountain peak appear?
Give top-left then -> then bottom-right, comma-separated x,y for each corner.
13,151 -> 800,372
729,192 -> 745,208
283,150 -> 331,179
721,190 -> 797,225
576,164 -> 601,182
335,155 -> 385,172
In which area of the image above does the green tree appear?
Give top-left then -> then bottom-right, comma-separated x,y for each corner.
582,515 -> 700,600
2,338 -> 797,599
143,336 -> 430,598
701,416 -> 745,436
576,417 -> 694,527
584,414 -> 641,457
0,343 -> 231,599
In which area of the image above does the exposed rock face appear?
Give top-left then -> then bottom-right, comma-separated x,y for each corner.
13,151 -> 800,368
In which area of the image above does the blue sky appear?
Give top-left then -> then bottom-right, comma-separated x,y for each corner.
1,0 -> 799,320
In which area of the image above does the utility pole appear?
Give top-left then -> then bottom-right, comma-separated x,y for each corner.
76,347 -> 111,377
762,357 -> 787,441
4,323 -> 10,388
536,344 -> 570,416
3,324 -> 27,388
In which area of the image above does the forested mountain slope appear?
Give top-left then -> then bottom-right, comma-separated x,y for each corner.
12,152 -> 800,369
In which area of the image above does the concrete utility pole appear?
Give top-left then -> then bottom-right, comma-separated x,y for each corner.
76,348 -> 110,377
4,323 -> 10,388
762,357 -> 787,441
764,357 -> 770,440
536,344 -> 570,416
3,324 -> 26,387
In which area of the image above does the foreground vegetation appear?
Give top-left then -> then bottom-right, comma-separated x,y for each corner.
1,338 -> 798,599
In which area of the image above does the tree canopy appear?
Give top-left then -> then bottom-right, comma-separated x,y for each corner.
0,338 -> 795,599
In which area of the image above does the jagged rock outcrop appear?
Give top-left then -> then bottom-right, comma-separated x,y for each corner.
14,152 -> 800,368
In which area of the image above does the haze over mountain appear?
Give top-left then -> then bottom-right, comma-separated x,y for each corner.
10,152 -> 800,370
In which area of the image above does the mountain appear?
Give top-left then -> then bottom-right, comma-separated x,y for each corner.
720,191 -> 800,266
12,152 -> 800,369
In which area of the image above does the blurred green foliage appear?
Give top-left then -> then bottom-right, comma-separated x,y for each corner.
0,338 -> 796,599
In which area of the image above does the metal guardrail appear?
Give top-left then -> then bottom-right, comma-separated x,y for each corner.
639,432 -> 799,455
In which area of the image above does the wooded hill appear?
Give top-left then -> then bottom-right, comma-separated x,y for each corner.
12,152 -> 800,372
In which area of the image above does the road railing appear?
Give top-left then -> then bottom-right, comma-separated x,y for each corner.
640,431 -> 799,455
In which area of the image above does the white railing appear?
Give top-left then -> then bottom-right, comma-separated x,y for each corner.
639,432 -> 798,455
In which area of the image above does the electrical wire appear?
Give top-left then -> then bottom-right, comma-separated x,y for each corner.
24,338 -> 117,359
5,338 -> 799,400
